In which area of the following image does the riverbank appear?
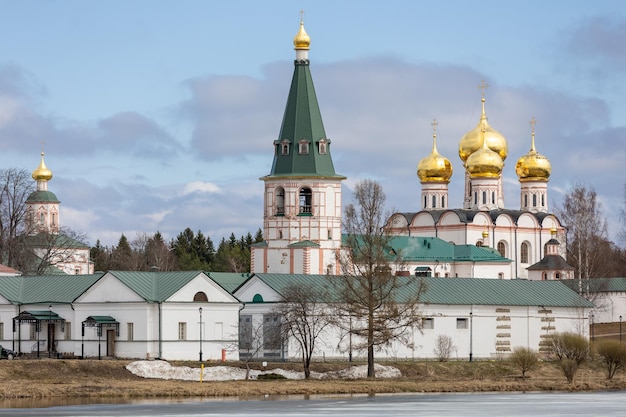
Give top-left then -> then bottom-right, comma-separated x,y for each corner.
0,359 -> 624,400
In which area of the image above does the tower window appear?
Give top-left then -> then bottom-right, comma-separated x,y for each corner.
298,140 -> 309,155
492,192 -> 495,204
432,195 -> 436,208
532,194 -> 537,207
318,139 -> 327,154
524,194 -> 528,208
541,194 -> 545,207
275,187 -> 285,216
555,272 -> 561,280
281,140 -> 290,155
424,196 -> 427,208
299,187 -> 312,215
482,191 -> 486,204
474,192 -> 477,204
521,242 -> 530,263
39,213 -> 45,226
442,196 -> 445,207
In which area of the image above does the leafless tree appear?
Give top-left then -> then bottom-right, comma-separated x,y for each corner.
0,168 -> 34,267
16,227 -> 90,275
433,334 -> 455,362
555,183 -> 610,293
273,283 -> 332,378
332,179 -> 426,378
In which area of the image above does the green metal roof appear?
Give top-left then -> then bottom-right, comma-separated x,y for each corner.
108,270 -> 209,302
0,274 -> 104,304
342,235 -> 510,263
561,277 -> 626,293
249,273 -> 593,308
263,58 -> 344,179
288,240 -> 319,248
207,272 -> 252,293
26,190 -> 59,203
83,315 -> 118,324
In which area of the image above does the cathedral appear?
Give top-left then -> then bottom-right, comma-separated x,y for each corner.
251,19 -> 567,280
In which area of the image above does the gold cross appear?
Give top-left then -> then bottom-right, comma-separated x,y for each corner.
431,118 -> 438,137
530,116 -> 536,134
299,9 -> 305,23
478,79 -> 489,99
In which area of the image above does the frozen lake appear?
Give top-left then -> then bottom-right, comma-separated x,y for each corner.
0,391 -> 623,416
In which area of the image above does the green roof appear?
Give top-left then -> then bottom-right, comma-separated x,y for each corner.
342,235 -> 510,263
0,274 -> 104,304
249,274 -> 593,308
207,272 -> 252,293
23,232 -> 90,249
561,277 -> 626,293
107,270 -> 206,302
26,190 -> 59,203
263,57 -> 344,179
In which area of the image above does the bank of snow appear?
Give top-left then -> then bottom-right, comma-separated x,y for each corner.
126,360 -> 401,381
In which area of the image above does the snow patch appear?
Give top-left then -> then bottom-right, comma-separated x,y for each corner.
125,361 -> 401,381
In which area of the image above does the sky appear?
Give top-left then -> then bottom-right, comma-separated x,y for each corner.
0,0 -> 624,248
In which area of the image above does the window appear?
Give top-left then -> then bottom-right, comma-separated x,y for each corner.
476,241 -> 483,247
532,194 -> 537,207
127,323 -> 134,341
456,318 -> 468,329
276,187 -> 285,215
497,241 -> 506,257
432,195 -> 436,208
74,268 -> 80,274
521,242 -> 529,263
51,213 -> 56,226
442,196 -> 445,207
299,187 -> 312,214
0,322 -> 3,340
318,139 -> 327,154
555,273 -> 561,280
193,292 -> 208,302
541,195 -> 545,207
178,322 -> 187,341
239,315 -> 252,350
327,229 -> 332,240
39,213 -> 45,226
474,192 -> 477,204
498,272 -> 504,279
543,273 -> 548,281
422,318 -> 434,330
281,140 -> 290,155
491,192 -> 495,204
482,191 -> 486,204
65,322 -> 71,340
524,194 -> 528,208
424,196 -> 427,208
263,315 -> 281,350
298,140 -> 309,155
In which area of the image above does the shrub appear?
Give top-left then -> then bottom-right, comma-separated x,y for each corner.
433,334 -> 455,362
549,332 -> 589,365
257,373 -> 287,380
509,347 -> 538,378
560,359 -> 578,384
595,339 -> 626,380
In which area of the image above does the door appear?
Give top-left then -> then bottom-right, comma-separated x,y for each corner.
106,329 -> 115,357
47,323 -> 55,354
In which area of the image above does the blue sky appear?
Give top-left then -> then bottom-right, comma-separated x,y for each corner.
0,0 -> 624,248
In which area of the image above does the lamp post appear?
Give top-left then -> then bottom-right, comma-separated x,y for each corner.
469,311 -> 473,362
591,313 -> 595,342
199,307 -> 203,362
48,305 -> 52,358
620,315 -> 622,343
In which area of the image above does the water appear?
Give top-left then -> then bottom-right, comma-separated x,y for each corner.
0,391 -> 623,416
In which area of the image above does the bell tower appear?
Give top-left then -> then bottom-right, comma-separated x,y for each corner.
251,16 -> 346,275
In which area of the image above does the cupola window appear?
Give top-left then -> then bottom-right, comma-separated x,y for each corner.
298,139 -> 310,155
281,140 -> 290,155
318,139 -> 327,154
299,187 -> 312,215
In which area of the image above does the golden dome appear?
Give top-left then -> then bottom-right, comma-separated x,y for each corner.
417,120 -> 453,183
459,82 -> 508,163
466,128 -> 504,178
293,21 -> 310,50
32,152 -> 53,181
515,120 -> 551,182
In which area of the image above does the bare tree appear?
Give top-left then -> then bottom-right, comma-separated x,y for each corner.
0,168 -> 34,267
333,179 -> 426,378
274,283 -> 331,378
433,334 -> 455,362
555,183 -> 610,293
17,226 -> 90,275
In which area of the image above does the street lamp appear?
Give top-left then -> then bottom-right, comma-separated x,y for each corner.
469,311 -> 473,362
591,313 -> 595,342
620,315 -> 622,343
199,307 -> 203,362
48,305 -> 52,358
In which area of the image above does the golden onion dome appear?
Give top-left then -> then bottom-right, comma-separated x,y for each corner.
293,20 -> 311,50
417,120 -> 453,183
32,152 -> 53,181
459,83 -> 508,163
466,128 -> 504,178
515,121 -> 551,182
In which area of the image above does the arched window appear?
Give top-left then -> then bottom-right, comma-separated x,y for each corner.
555,272 -> 561,280
424,196 -> 427,208
281,140 -> 290,155
482,191 -> 486,204
432,195 -> 436,208
524,194 -> 528,208
275,187 -> 285,216
318,139 -> 327,154
252,294 -> 264,303
520,242 -> 530,263
476,241 -> 483,247
299,187 -> 312,214
543,273 -> 548,280
298,140 -> 309,155
497,241 -> 506,257
193,292 -> 208,302
39,213 -> 45,226
532,194 -> 537,207
442,196 -> 445,207
498,273 -> 504,279
541,194 -> 545,207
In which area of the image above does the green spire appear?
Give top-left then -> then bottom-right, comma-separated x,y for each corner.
265,40 -> 343,179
